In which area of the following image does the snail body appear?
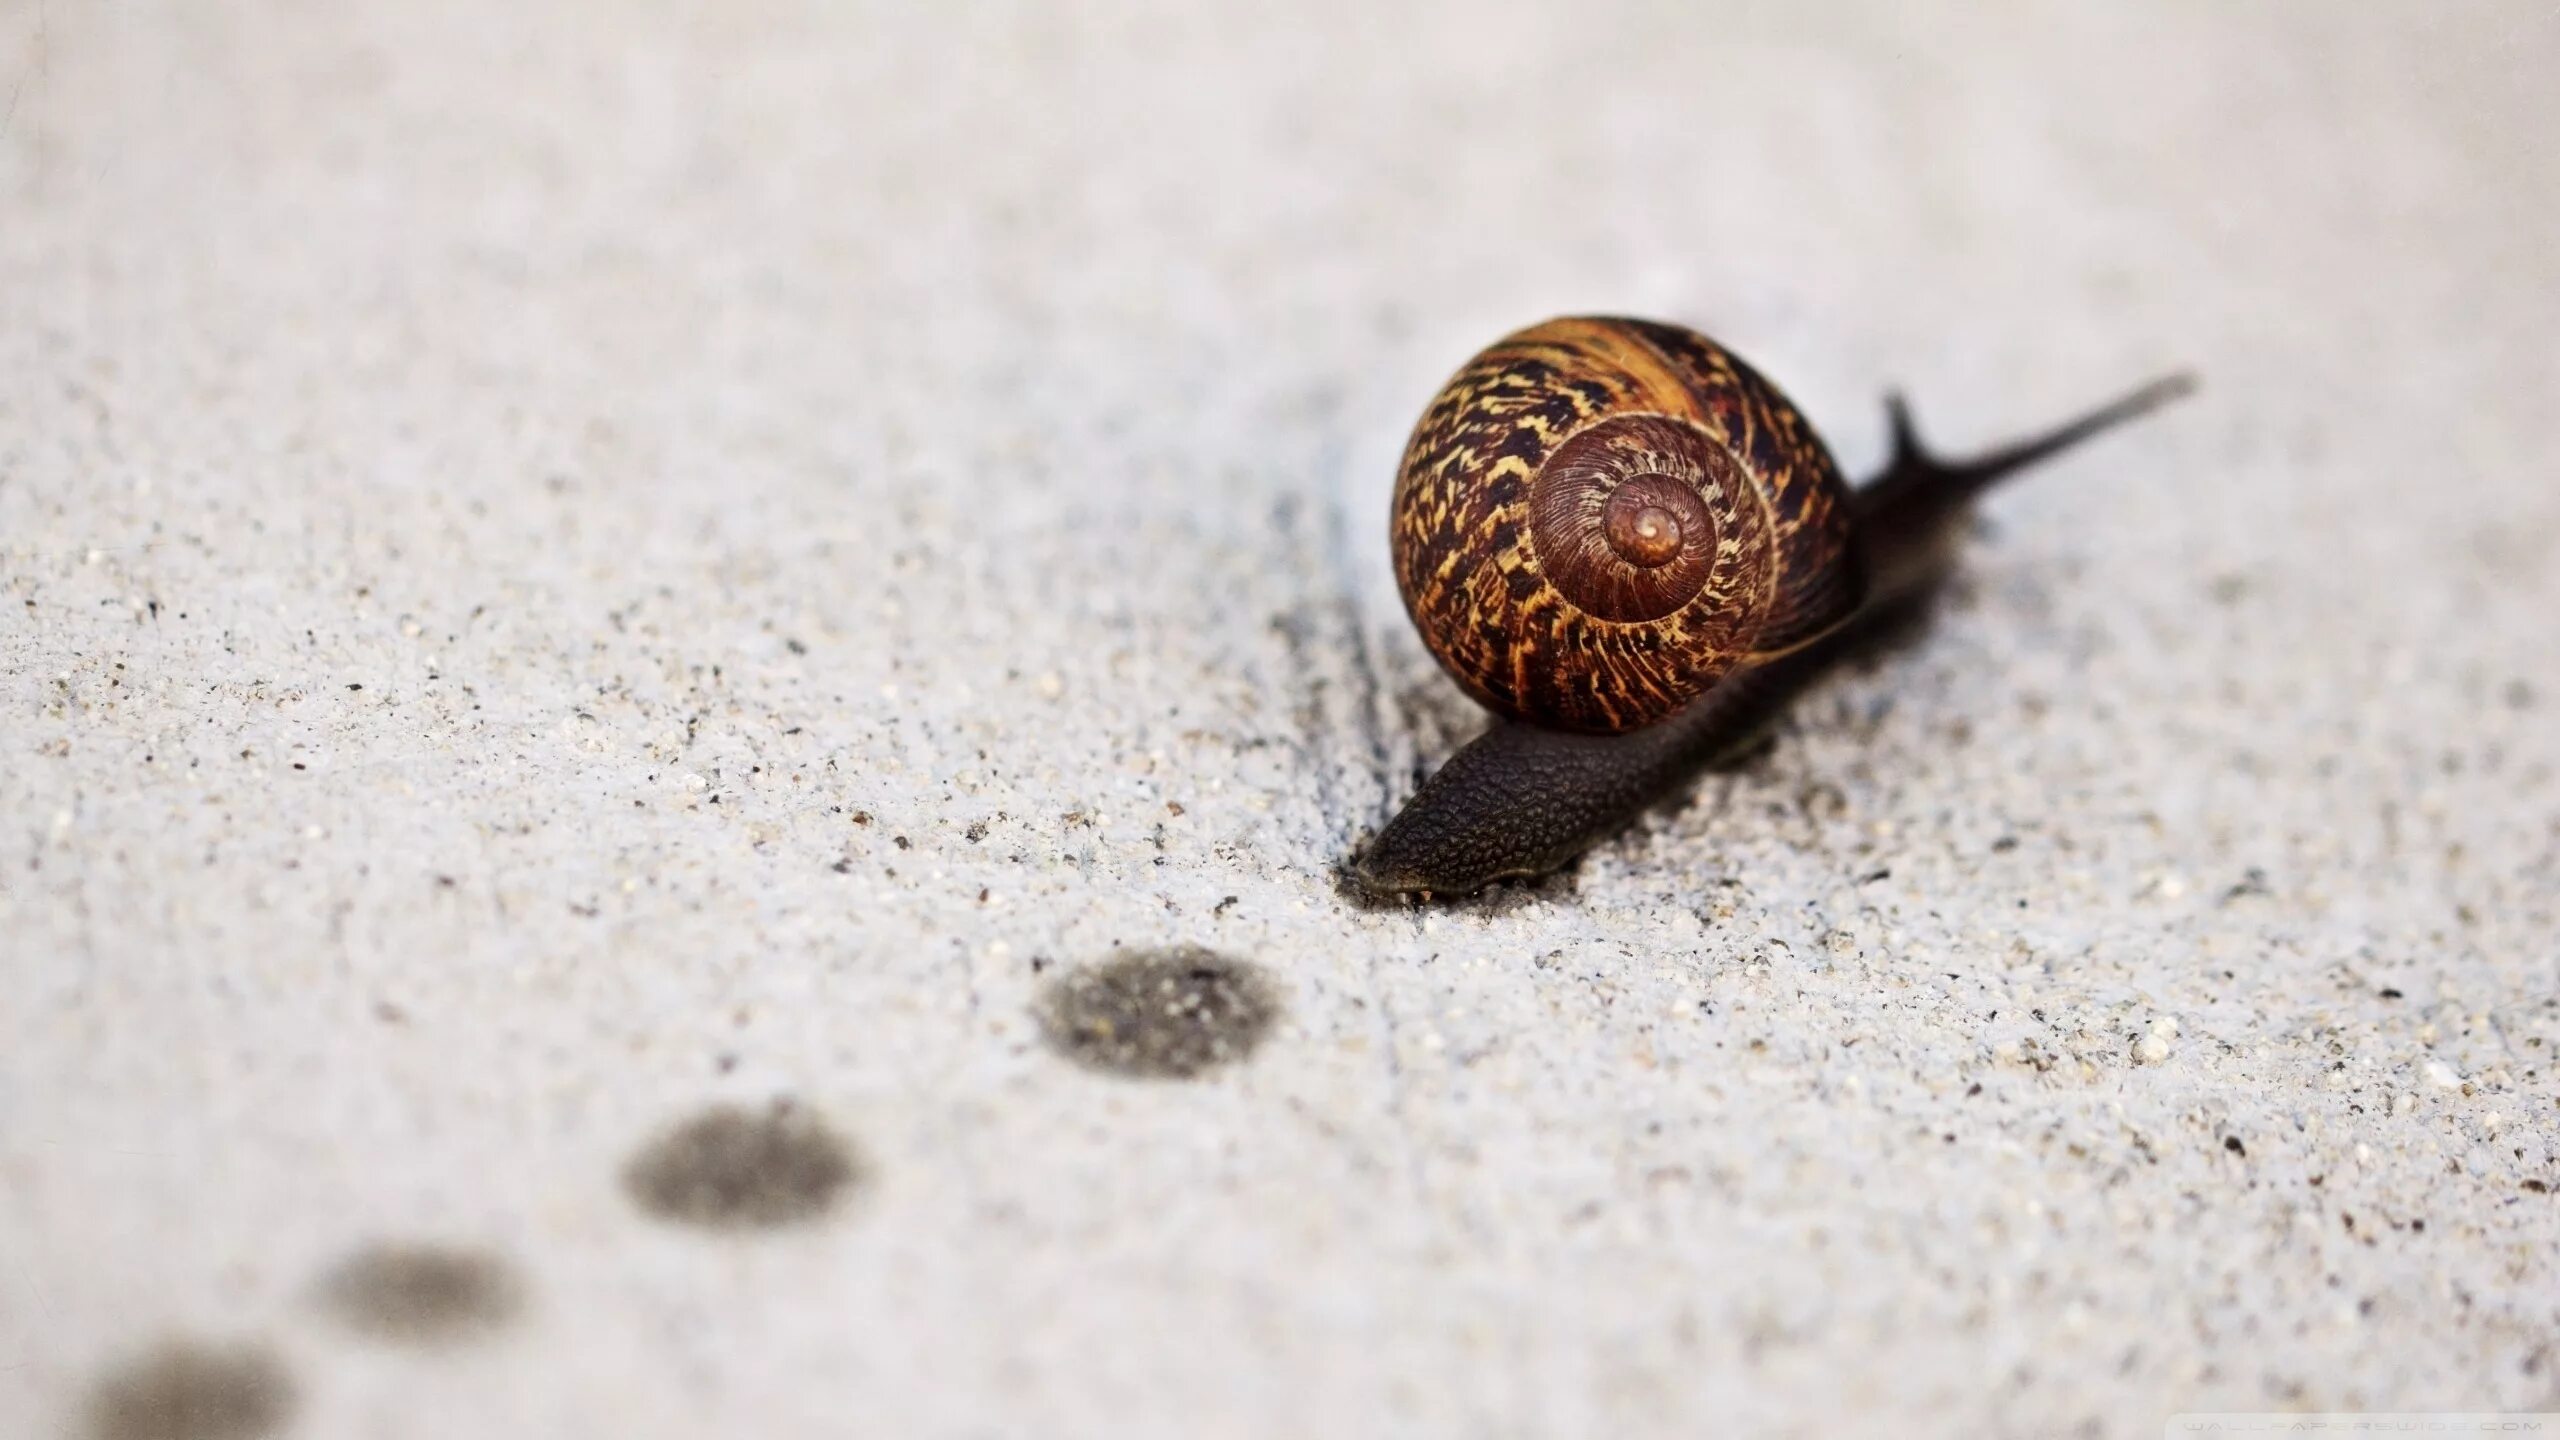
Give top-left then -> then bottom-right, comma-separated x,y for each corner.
1356,316 -> 2191,898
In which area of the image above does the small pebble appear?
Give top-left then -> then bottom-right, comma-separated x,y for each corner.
2136,1016 -> 2178,1066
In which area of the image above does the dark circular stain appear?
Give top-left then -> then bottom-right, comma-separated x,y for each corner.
1037,947 -> 1279,1079
84,1338 -> 295,1440
622,1099 -> 862,1230
314,1240 -> 524,1343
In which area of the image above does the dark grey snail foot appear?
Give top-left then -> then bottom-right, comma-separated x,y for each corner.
1343,827 -> 1576,905
1344,722 -> 1682,900
1333,848 -> 1576,910
1345,662 -> 1806,901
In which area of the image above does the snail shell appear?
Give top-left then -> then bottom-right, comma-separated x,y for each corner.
1390,317 -> 1863,734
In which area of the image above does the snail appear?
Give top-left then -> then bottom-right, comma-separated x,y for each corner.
1350,316 -> 2191,898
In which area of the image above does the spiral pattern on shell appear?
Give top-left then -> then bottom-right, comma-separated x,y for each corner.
1389,317 -> 1863,734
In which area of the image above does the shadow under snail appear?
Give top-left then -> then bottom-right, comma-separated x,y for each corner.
1349,315 -> 2192,899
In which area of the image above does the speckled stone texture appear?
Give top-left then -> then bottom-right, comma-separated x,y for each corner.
4,3 -> 2556,1437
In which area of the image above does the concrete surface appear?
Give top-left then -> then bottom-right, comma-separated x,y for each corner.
5,2 -> 2557,1436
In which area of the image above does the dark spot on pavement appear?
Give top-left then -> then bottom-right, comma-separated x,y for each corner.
622,1100 -> 863,1230
1037,947 -> 1279,1079
84,1338 -> 295,1440
314,1240 -> 524,1343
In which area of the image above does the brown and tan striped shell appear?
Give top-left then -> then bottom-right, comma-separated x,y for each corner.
1390,317 -> 1865,734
